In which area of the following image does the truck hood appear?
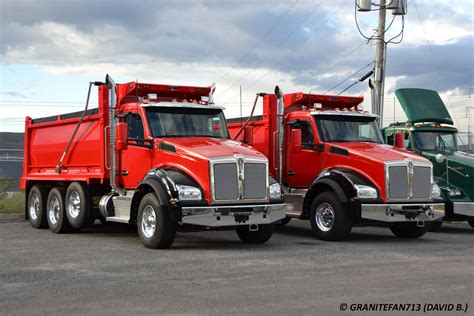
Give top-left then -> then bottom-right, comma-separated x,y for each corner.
157,137 -> 267,160
327,142 -> 427,163
395,88 -> 453,125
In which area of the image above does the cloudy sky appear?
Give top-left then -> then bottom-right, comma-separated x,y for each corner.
0,0 -> 473,136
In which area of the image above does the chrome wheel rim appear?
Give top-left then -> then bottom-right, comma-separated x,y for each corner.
67,191 -> 81,219
141,205 -> 156,238
29,193 -> 40,221
48,196 -> 60,225
315,202 -> 335,232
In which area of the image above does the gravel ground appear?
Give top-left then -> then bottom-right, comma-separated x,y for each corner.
0,219 -> 473,315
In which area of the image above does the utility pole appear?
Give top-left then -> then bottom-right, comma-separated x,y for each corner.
372,0 -> 387,125
356,0 -> 407,127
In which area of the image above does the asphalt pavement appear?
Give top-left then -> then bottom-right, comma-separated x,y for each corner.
1,219 -> 473,315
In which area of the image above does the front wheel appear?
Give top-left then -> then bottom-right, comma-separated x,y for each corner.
428,220 -> 443,232
236,224 -> 274,244
390,222 -> 428,238
137,193 -> 176,249
309,192 -> 352,241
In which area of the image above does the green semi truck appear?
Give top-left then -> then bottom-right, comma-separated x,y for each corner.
382,88 -> 474,230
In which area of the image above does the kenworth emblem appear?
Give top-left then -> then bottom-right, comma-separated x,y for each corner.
236,155 -> 245,199
408,160 -> 414,198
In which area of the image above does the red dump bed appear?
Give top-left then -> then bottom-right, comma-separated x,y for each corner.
20,86 -> 110,189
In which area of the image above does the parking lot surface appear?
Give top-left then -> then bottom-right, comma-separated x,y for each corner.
1,219 -> 473,315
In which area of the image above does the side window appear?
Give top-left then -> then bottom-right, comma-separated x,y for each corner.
126,114 -> 144,140
291,120 -> 314,147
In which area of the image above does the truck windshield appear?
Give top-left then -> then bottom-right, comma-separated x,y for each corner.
413,131 -> 457,152
314,115 -> 383,143
146,107 -> 229,138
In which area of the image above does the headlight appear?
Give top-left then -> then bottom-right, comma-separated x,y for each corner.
431,183 -> 441,199
269,182 -> 282,199
448,188 -> 461,197
354,184 -> 378,199
176,185 -> 202,201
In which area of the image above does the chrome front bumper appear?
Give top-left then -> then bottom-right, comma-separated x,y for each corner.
361,203 -> 445,222
180,204 -> 286,227
453,202 -> 474,217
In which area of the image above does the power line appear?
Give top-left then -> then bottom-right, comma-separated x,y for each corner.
215,0 -> 299,84
219,0 -> 348,104
215,0 -> 325,98
323,61 -> 374,94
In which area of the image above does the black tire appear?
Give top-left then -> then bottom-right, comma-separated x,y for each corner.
390,222 -> 428,238
65,182 -> 87,229
236,224 -> 274,244
27,185 -> 48,229
309,192 -> 352,241
468,220 -> 474,229
46,187 -> 72,234
428,220 -> 443,232
137,193 -> 176,249
278,217 -> 292,226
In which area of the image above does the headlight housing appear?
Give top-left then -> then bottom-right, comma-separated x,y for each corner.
431,183 -> 441,199
176,184 -> 202,201
354,184 -> 378,199
269,182 -> 282,199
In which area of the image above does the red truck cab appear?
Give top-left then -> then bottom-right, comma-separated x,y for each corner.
228,88 -> 444,240
21,76 -> 285,248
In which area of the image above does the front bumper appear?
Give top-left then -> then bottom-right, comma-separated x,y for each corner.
180,204 -> 286,227
361,203 -> 444,222
453,202 -> 474,217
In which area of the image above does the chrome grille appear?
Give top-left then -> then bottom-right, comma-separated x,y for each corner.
211,156 -> 268,203
388,166 -> 409,199
213,163 -> 239,200
413,166 -> 431,199
386,161 -> 432,201
244,163 -> 267,199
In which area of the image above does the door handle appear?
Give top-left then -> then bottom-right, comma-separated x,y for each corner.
288,171 -> 296,176
122,170 -> 129,176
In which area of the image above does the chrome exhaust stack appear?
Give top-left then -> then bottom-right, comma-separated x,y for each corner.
275,86 -> 285,183
105,74 -> 123,196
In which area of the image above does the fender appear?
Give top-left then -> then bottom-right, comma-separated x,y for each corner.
131,168 -> 206,224
302,169 -> 376,219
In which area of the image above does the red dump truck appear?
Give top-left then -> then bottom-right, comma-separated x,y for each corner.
20,75 -> 285,248
227,87 -> 444,240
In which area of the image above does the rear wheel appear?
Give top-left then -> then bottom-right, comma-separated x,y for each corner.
390,222 -> 428,238
137,193 -> 176,249
27,185 -> 48,229
65,182 -> 87,229
309,192 -> 352,241
236,224 -> 274,244
46,187 -> 72,234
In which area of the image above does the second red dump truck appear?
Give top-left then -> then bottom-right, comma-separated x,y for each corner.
21,75 -> 285,248
228,87 -> 444,240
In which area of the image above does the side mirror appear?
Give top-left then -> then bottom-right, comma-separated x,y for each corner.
243,126 -> 254,146
291,129 -> 302,153
394,132 -> 404,148
116,122 -> 128,151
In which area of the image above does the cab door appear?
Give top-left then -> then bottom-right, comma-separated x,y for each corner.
285,118 -> 323,188
119,113 -> 152,189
